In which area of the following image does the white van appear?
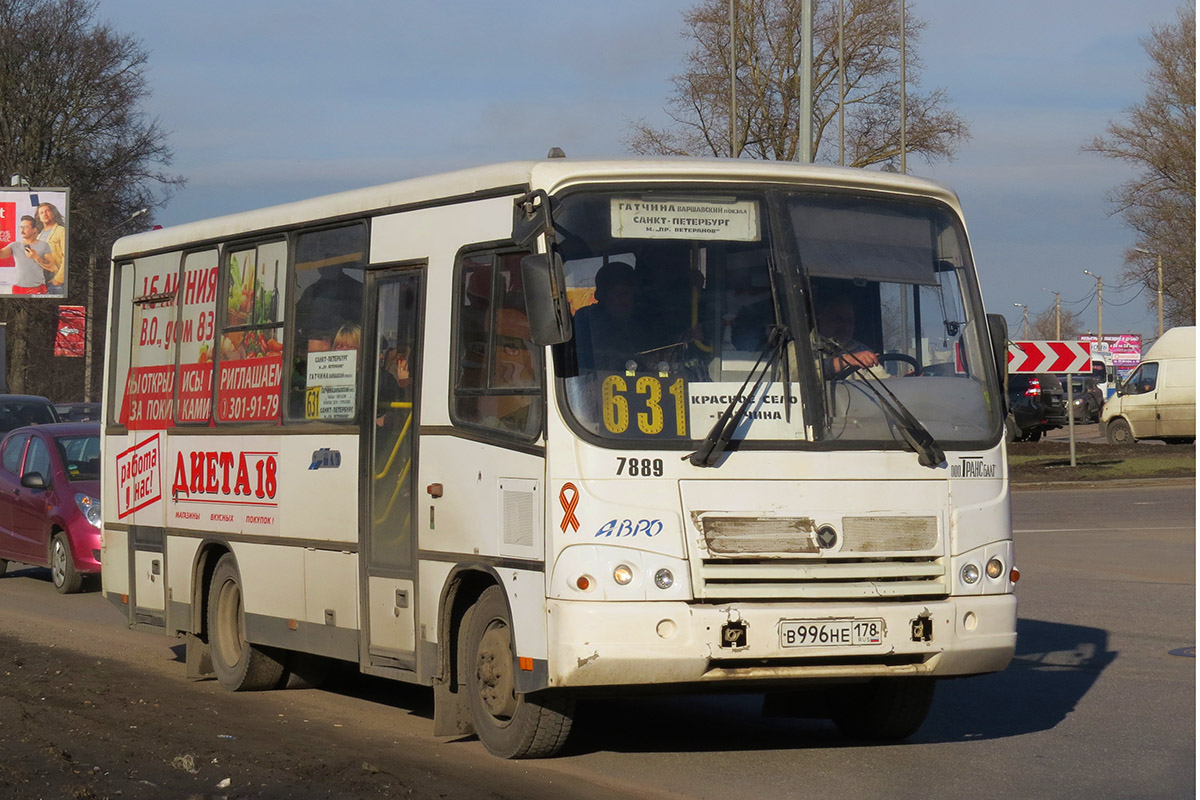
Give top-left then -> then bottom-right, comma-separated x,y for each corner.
1101,326 -> 1195,444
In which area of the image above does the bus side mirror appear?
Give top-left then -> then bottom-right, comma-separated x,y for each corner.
522,253 -> 573,346
986,313 -> 1009,403
513,190 -> 551,249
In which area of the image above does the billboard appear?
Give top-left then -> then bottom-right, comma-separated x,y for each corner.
0,187 -> 69,297
55,305 -> 85,356
1080,333 -> 1143,373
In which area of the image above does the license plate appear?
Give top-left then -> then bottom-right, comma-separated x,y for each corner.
779,618 -> 885,648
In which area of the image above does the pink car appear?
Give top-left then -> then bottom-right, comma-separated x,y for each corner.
0,422 -> 101,593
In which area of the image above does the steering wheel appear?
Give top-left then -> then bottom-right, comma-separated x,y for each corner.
880,352 -> 923,376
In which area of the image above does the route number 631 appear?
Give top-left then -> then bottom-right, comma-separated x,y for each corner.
601,374 -> 688,437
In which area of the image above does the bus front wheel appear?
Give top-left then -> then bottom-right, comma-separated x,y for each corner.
830,677 -> 935,741
207,554 -> 286,691
464,585 -> 574,758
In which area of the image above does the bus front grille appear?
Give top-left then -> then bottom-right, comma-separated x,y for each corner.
699,514 -> 939,555
696,557 -> 947,601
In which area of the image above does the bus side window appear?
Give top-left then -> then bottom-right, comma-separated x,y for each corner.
215,240 -> 287,423
288,224 -> 366,421
451,250 -> 542,439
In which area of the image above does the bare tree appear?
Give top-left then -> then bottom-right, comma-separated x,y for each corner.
626,0 -> 969,168
0,0 -> 182,397
1084,6 -> 1195,328
1028,305 -> 1084,341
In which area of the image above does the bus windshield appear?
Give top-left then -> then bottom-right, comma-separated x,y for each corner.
553,188 -> 1000,450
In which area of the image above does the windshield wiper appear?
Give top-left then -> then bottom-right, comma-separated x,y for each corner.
686,325 -> 791,468
819,336 -> 946,469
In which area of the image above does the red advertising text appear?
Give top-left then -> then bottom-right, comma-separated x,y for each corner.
172,449 -> 279,505
116,435 -> 162,518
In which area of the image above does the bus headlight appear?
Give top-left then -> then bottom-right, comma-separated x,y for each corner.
653,568 -> 674,590
613,564 -> 634,585
960,563 -> 981,585
986,558 -> 1005,580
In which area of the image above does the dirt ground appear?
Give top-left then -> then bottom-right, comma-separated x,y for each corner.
1007,439 -> 1195,484
0,630 -> 546,800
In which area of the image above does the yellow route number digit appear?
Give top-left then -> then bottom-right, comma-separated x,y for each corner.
305,386 -> 322,420
601,374 -> 688,438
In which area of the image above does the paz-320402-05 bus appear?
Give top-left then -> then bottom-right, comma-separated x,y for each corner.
101,157 -> 1017,758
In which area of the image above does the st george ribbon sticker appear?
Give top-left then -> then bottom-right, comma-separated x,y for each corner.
559,482 -> 580,532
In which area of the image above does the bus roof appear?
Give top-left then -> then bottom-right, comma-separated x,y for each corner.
111,158 -> 963,260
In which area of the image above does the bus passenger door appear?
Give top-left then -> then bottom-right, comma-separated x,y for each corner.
362,268 -> 423,670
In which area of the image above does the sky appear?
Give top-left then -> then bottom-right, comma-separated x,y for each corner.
95,0 -> 1188,343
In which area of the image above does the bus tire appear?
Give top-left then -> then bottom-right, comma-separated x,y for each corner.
830,677 -> 935,741
0,558 -> 8,577
464,585 -> 573,758
1105,417 -> 1134,445
280,651 -> 331,690
207,554 -> 286,691
50,532 -> 84,594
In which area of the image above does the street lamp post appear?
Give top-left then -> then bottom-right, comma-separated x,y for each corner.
84,208 -> 148,402
1134,248 -> 1164,338
1083,270 -> 1103,339
1013,302 -> 1029,339
1041,288 -> 1062,339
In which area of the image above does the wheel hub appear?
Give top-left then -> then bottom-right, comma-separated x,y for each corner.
476,620 -> 517,719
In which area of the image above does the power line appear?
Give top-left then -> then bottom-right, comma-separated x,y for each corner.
1106,284 -> 1149,306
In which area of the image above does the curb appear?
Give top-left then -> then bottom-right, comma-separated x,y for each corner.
1010,476 -> 1196,491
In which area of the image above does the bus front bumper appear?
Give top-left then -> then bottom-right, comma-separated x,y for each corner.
545,594 -> 1016,689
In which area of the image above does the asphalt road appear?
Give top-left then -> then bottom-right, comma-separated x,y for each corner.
0,482 -> 1193,799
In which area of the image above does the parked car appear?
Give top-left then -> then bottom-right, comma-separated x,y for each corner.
1068,376 -> 1105,423
0,422 -> 101,593
0,395 -> 58,433
54,401 -> 101,422
1006,373 -> 1067,442
1102,326 -> 1196,445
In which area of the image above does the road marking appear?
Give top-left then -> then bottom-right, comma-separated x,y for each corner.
1013,525 -> 1194,533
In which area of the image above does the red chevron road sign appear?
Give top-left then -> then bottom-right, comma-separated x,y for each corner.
1007,340 -> 1092,374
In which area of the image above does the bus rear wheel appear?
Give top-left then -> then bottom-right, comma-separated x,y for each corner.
830,677 -> 935,741
464,585 -> 574,758
207,554 -> 286,691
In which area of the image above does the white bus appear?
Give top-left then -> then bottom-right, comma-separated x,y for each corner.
101,158 -> 1017,758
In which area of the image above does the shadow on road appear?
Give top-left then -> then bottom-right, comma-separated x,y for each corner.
559,616 -> 1112,754
2,564 -> 102,592
924,616 -> 1115,741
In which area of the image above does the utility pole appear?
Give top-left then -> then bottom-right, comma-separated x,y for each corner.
1156,253 -> 1163,337
1083,270 -> 1103,339
729,0 -> 737,158
838,0 -> 845,166
1013,303 -> 1029,339
1042,288 -> 1061,339
899,0 -> 907,173
1134,248 -> 1165,337
84,208 -> 148,401
799,0 -> 813,163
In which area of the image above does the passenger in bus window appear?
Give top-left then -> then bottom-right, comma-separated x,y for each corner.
376,346 -> 411,427
572,261 -> 646,372
333,323 -> 360,351
295,265 -> 362,352
816,291 -> 879,375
